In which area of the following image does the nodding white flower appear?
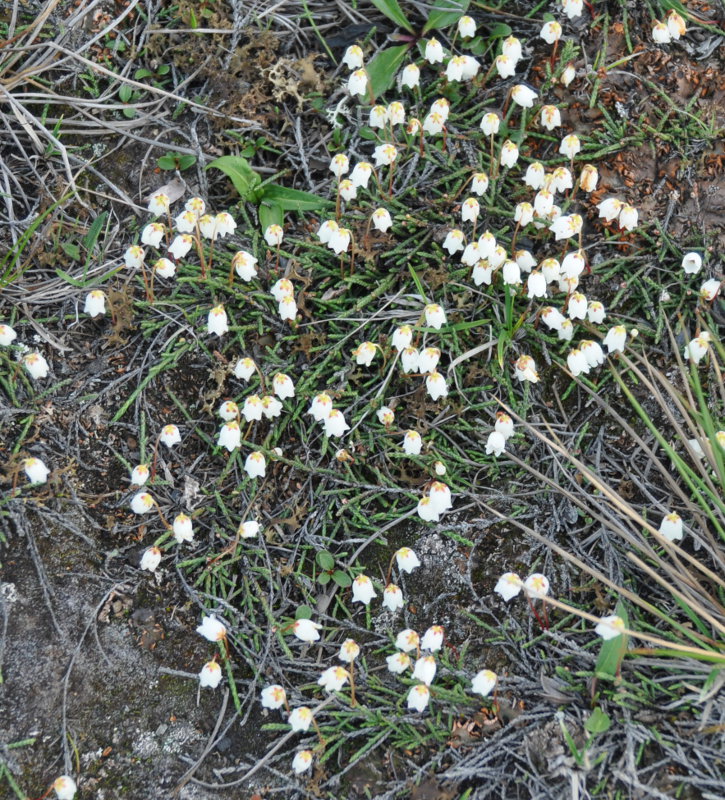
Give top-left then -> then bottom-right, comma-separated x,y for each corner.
527,271 -> 547,300
369,105 -> 388,129
352,574 -> 377,605
308,392 -> 333,421
618,204 -> 639,231
278,295 -> 298,322
550,166 -> 573,193
419,624 -> 444,652
457,14 -> 476,37
428,482 -> 451,513
560,134 -> 581,159
159,424 -> 181,447
147,191 -> 170,215
232,250 -> 258,282
343,44 -> 364,70
328,226 -> 351,254
494,54 -> 516,79
215,212 -> 236,237
154,257 -> 176,278
579,164 -> 599,193
587,300 -> 606,324
580,340 -> 605,368
407,117 -> 422,134
541,306 -> 565,331
173,513 -> 194,543
540,20 -> 562,43
392,325 -> 413,352
0,324 -> 17,346
199,660 -> 222,688
81,290 -> 106,318
396,547 -> 421,574
373,143 -> 398,167
597,197 -> 624,222
242,395 -> 263,422
402,430 -> 423,456
292,750 -> 313,774
560,62 -> 576,86
494,571 -> 523,601
514,354 -> 539,383
516,249 -> 536,272
386,651 -> 411,673
480,112 -> 501,136
207,305 -> 229,337
471,172 -> 489,196
558,319 -> 574,341
407,683 -> 431,712
264,224 -> 284,247
261,684 -> 287,709
244,451 -> 266,478
471,669 -> 497,697
272,373 -> 295,400
199,211 -> 218,238
234,357 -> 257,382
348,68 -> 368,96
175,211 -> 197,234
401,63 -> 420,89
700,278 -> 722,302
338,178 -> 357,202
372,207 -> 393,232
293,618 -> 322,642
561,250 -> 586,279
401,347 -> 420,373
524,161 -> 546,189
667,9 -> 687,39
140,546 -> 161,572
461,197 -> 480,224
681,252 -> 702,275
52,776 -> 77,800
511,84 -> 537,108
562,0 -> 584,18
424,304 -> 447,329
716,431 -> 725,450
534,190 -> 554,218
413,655 -> 437,686
550,213 -> 583,241
186,197 -> 206,217
141,222 -> 165,248
23,457 -> 50,484
168,234 -> 193,260
652,21 -> 671,44
500,140 -> 519,168
472,262 -> 494,286
353,341 -> 377,367
462,242 -> 482,266
124,245 -> 145,269
130,492 -> 154,514
423,111 -> 446,135
595,615 -> 625,640
377,406 -> 395,426
383,583 -> 405,613
659,511 -> 684,542
324,409 -> 350,438
426,371 -> 448,401
218,421 -> 241,451
350,161 -> 373,189
262,394 -> 283,419
540,258 -> 561,283
603,325 -> 627,353
495,411 -> 514,440
567,347 -> 590,377
238,519 -> 260,539
503,260 -> 521,286
515,202 -> 534,227
684,334 -> 710,363
289,706 -> 314,732
130,464 -> 149,486
396,628 -> 420,652
567,292 -> 587,320
273,279 -> 295,303
540,105 -> 561,132
339,638 -> 360,663
486,430 -> 506,457
318,665 -> 349,692
317,219 -> 339,245
417,496 -> 440,522
425,38 -> 444,64
445,55 -> 466,82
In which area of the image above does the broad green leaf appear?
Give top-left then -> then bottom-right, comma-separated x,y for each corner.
317,572 -> 331,585
332,570 -> 352,588
61,242 -> 81,261
206,155 -> 262,201
371,0 -> 414,33
488,22 -> 513,39
595,603 -> 630,680
258,203 -> 284,232
423,0 -> 471,33
55,267 -> 86,287
316,550 -> 335,571
295,604 -> 314,619
82,212 -> 108,253
585,707 -> 611,735
367,45 -> 409,99
261,183 -> 331,212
